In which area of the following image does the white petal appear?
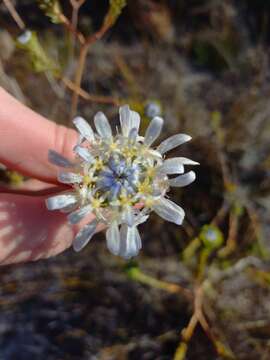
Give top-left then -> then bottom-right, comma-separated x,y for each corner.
157,158 -> 184,175
129,110 -> 140,132
73,116 -> 95,142
58,172 -> 83,184
48,150 -> 73,168
157,134 -> 192,154
67,205 -> 92,224
176,157 -> 199,166
106,222 -> 120,255
122,206 -> 135,227
158,157 -> 199,175
169,171 -> 196,187
60,203 -> 79,213
128,127 -> 138,141
46,194 -> 77,210
134,214 -> 149,226
94,111 -> 112,138
119,105 -> 130,136
152,197 -> 185,225
73,220 -> 97,252
147,149 -> 163,159
144,116 -> 164,146
76,134 -> 84,146
134,227 -> 142,250
119,225 -> 141,259
119,105 -> 140,137
74,145 -> 94,163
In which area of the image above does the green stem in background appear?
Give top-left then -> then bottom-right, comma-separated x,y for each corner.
173,342 -> 188,360
126,266 -> 193,301
182,237 -> 201,262
197,248 -> 211,281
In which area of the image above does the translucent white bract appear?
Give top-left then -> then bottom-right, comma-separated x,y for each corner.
46,105 -> 198,259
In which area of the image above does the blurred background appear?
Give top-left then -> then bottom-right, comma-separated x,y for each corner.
0,1 -> 270,359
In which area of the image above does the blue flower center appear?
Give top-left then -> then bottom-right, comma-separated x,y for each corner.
97,156 -> 141,199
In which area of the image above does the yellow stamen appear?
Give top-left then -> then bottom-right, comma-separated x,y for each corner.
94,159 -> 104,171
119,190 -> 133,206
92,198 -> 103,209
122,146 -> 138,159
83,175 -> 92,185
138,178 -> 152,194
146,167 -> 156,177
109,142 -> 118,151
145,197 -> 154,207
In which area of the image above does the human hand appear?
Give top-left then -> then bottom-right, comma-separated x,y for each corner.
0,87 -> 93,265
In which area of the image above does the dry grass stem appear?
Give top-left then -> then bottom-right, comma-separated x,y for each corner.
3,0 -> 25,30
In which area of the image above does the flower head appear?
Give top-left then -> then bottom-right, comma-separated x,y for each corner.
46,105 -> 198,259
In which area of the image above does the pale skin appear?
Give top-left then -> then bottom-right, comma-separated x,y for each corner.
0,87 -> 97,265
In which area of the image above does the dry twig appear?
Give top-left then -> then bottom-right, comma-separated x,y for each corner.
70,18 -> 115,119
218,209 -> 239,257
2,0 -> 25,30
61,76 -> 120,105
58,12 -> 85,45
70,0 -> 86,36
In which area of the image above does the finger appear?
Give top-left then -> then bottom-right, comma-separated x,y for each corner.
0,192 -> 104,265
0,193 -> 75,265
1,178 -> 69,196
13,178 -> 57,191
1,185 -> 69,197
0,87 -> 78,184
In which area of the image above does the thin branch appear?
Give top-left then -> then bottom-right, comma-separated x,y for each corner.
218,209 -> 239,257
3,0 -> 25,30
211,200 -> 230,226
70,0 -> 86,34
173,285 -> 235,360
61,76 -> 120,105
69,0 -> 85,53
70,16 -> 116,119
58,13 -> 85,45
